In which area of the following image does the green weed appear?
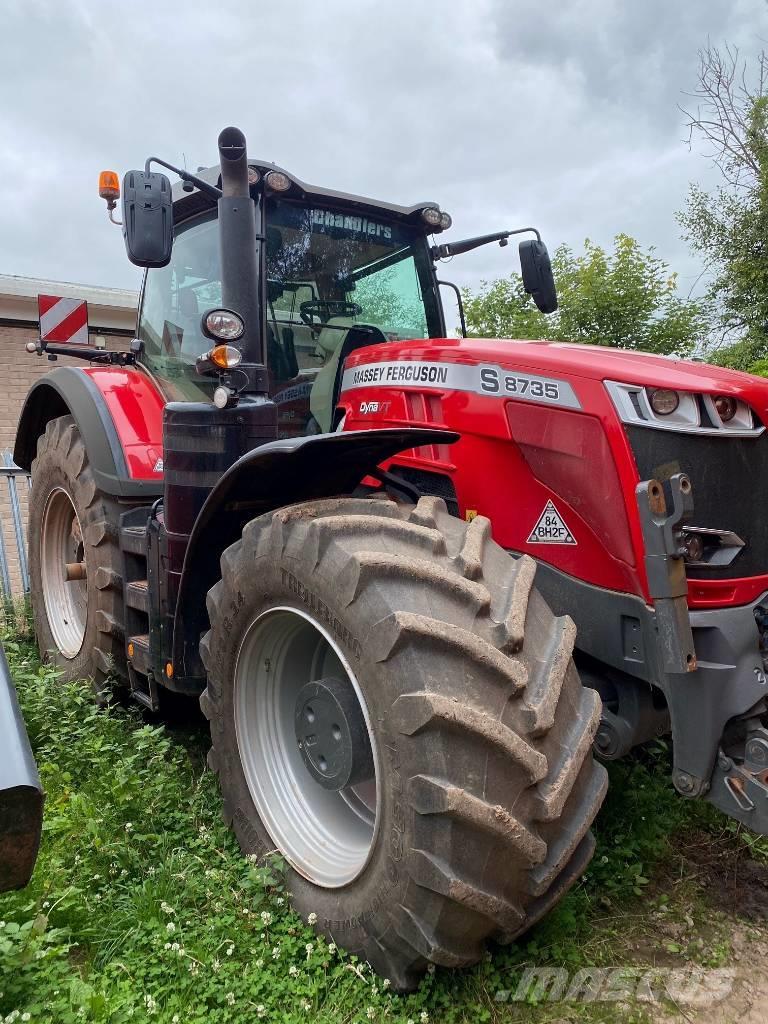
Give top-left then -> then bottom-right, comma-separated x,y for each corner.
0,632 -> 763,1023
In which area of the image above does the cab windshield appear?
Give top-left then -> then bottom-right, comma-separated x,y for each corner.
136,200 -> 441,432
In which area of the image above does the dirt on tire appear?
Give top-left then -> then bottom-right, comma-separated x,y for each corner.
200,495 -> 607,990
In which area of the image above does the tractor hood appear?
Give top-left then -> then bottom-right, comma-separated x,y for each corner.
344,337 -> 768,416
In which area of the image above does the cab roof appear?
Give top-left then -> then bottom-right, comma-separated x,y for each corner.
171,161 -> 441,227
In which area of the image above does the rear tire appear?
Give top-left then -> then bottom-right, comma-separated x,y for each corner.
200,496 -> 607,990
28,415 -> 127,699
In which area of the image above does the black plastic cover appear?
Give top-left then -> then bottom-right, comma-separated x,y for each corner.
0,642 -> 43,892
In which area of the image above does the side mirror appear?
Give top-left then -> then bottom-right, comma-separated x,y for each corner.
122,170 -> 174,268
519,239 -> 558,314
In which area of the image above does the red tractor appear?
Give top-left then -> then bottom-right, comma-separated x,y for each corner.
13,127 -> 768,988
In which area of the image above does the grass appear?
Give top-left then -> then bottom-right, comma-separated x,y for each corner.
0,614 -> 765,1024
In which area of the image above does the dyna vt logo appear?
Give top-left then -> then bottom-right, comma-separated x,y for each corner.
359,401 -> 391,415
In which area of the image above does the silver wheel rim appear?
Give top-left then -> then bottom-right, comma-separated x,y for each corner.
234,606 -> 379,888
40,487 -> 87,659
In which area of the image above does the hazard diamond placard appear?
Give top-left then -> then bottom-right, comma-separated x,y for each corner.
527,500 -> 577,545
38,294 -> 90,346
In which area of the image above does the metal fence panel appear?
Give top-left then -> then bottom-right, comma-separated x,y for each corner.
0,455 -> 31,599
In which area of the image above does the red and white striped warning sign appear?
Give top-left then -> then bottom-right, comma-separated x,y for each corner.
38,294 -> 90,346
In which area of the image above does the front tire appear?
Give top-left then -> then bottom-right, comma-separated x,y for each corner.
201,496 -> 607,990
28,415 -> 127,698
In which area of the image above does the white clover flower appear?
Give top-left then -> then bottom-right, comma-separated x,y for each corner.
260,910 -> 272,925
276,896 -> 285,906
172,1016 -> 180,1023
328,942 -> 337,954
42,901 -> 50,909
226,944 -> 234,956
21,1015 -> 30,1023
92,874 -> 101,881
171,942 -> 180,952
382,979 -> 391,989
120,868 -> 128,877
147,866 -> 156,876
166,922 -> 176,933
305,942 -> 314,955
247,853 -> 259,863
256,1006 -> 266,1019
161,902 -> 174,915
188,962 -> 199,976
420,1013 -> 429,1023
212,957 -> 221,972
255,957 -> 264,969
289,965 -> 299,977
164,942 -> 171,951
307,912 -> 317,925
271,945 -> 281,960
367,1009 -> 376,1020
124,822 -> 133,832
226,992 -> 235,1006
300,1000 -> 311,1012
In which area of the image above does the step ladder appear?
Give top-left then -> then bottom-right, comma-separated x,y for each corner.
120,509 -> 160,710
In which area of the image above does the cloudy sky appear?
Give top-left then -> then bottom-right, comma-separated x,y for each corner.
1,0 -> 766,308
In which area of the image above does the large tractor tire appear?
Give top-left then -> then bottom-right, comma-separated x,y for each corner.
28,415 -> 127,699
200,495 -> 607,990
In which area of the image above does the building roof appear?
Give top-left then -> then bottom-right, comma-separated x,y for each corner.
0,274 -> 137,331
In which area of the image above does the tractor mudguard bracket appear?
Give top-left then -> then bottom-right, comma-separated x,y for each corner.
636,474 -> 697,675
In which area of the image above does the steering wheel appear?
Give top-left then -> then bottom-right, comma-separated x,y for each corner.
299,299 -> 362,326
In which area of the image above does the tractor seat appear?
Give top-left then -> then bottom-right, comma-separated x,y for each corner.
310,324 -> 386,432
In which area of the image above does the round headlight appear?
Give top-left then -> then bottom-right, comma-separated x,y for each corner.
265,170 -> 291,192
203,309 -> 244,342
649,388 -> 680,415
713,394 -> 737,422
214,385 -> 234,409
439,211 -> 452,230
247,166 -> 261,186
421,207 -> 442,227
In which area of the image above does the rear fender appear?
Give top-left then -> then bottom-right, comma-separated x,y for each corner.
13,366 -> 164,499
172,427 -> 458,680
0,642 -> 43,891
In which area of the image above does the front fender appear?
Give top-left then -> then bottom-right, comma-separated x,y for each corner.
172,427 -> 458,680
13,366 -> 164,499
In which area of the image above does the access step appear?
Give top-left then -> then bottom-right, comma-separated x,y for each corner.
120,524 -> 148,555
127,633 -> 151,677
125,579 -> 150,614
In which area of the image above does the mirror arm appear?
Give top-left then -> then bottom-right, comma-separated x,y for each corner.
144,157 -> 222,201
437,280 -> 467,338
431,226 -> 541,260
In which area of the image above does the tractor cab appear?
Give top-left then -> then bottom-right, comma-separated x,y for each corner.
125,152 -> 556,436
135,166 -> 448,434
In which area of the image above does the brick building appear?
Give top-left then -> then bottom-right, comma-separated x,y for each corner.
0,274 -> 137,597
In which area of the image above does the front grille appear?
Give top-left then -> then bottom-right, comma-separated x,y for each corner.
626,425 -> 768,579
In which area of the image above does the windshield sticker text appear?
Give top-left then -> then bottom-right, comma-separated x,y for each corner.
311,209 -> 392,240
